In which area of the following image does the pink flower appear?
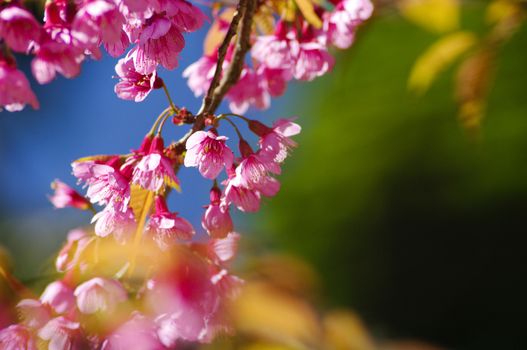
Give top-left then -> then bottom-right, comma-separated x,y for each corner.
323,0 -> 373,49
91,201 -> 135,240
72,0 -> 129,57
49,180 -> 91,210
147,249 -> 225,344
0,325 -> 37,350
17,299 -> 51,329
233,140 -> 281,189
0,5 -> 41,53
223,180 -> 261,213
182,54 -> 217,97
74,278 -> 127,314
114,54 -> 162,102
31,37 -> 84,84
40,281 -> 76,315
184,130 -> 234,179
132,135 -> 179,192
72,157 -> 130,207
227,67 -> 270,114
202,187 -> 233,239
250,118 -> 301,163
147,196 -> 195,249
0,58 -> 39,112
38,317 -> 81,350
56,228 -> 93,273
293,41 -> 335,81
102,314 -> 165,350
130,16 -> 185,74
251,23 -> 298,73
155,0 -> 207,31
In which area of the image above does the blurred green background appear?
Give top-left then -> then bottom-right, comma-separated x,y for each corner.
256,3 -> 527,349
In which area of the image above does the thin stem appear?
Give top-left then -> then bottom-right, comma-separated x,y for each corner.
199,1 -> 245,115
157,112 -> 172,135
148,107 -> 171,135
162,83 -> 178,114
222,116 -> 244,140
217,112 -> 250,122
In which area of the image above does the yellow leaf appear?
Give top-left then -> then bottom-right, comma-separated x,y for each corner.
232,282 -> 322,349
129,184 -> 153,220
408,31 -> 477,94
254,7 -> 277,35
295,0 -> 322,28
269,0 -> 296,22
204,8 -> 236,55
399,0 -> 460,33
323,310 -> 376,350
486,0 -> 520,24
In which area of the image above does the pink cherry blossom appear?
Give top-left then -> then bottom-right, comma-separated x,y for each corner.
202,187 -> 233,239
147,250 -> 225,344
130,16 -> 185,74
17,299 -> 52,329
223,180 -> 261,212
293,41 -> 335,81
56,228 -> 93,272
0,325 -> 37,350
227,67 -> 270,114
38,317 -> 81,350
155,0 -> 207,31
72,157 -> 130,207
72,0 -> 129,57
233,140 -> 281,189
147,196 -> 195,249
102,314 -> 165,350
184,130 -> 234,179
40,281 -> 76,315
0,58 -> 39,112
250,118 -> 301,163
132,135 -> 179,192
251,23 -> 298,73
49,179 -> 91,210
114,54 -> 162,102
91,201 -> 135,240
0,5 -> 41,53
74,278 -> 128,314
31,37 -> 84,84
344,0 -> 374,22
182,54 -> 217,97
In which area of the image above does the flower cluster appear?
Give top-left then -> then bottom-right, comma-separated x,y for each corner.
0,0 -> 205,111
184,0 -> 373,114
0,0 -> 373,349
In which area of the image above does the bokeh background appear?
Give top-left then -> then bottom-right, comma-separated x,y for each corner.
1,1 -> 526,349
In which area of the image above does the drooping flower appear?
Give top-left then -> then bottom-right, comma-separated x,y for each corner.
232,140 -> 281,189
129,16 -> 185,74
0,324 -> 37,350
146,196 -> 195,249
293,40 -> 335,81
101,314 -> 165,350
0,58 -> 39,112
40,281 -> 76,315
156,0 -> 207,32
132,135 -> 179,192
0,5 -> 41,53
74,278 -> 128,314
182,53 -> 217,97
146,249 -> 227,345
17,299 -> 51,329
249,118 -> 301,163
49,179 -> 91,210
91,200 -> 135,240
71,157 -> 130,207
72,0 -> 129,57
223,180 -> 261,213
202,187 -> 233,239
227,67 -> 270,114
114,54 -> 162,102
184,130 -> 234,179
323,0 -> 374,49
251,22 -> 298,73
38,317 -> 81,350
56,228 -> 93,273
